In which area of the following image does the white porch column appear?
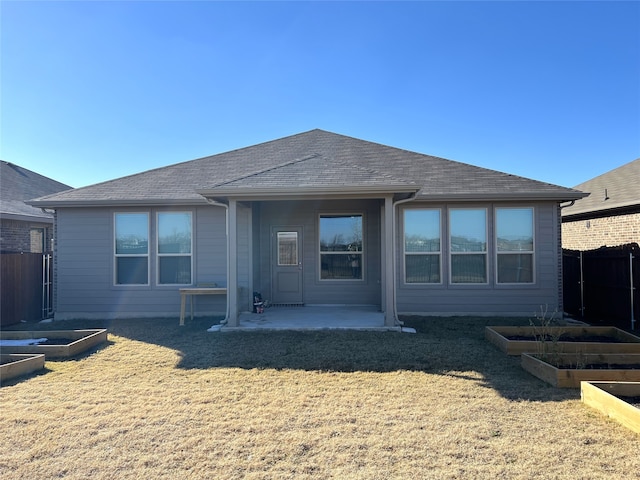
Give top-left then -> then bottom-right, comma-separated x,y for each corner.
384,195 -> 395,326
227,199 -> 239,327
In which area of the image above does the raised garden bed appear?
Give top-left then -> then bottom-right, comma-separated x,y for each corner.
521,353 -> 640,388
0,354 -> 45,383
581,381 -> 640,434
485,326 -> 640,356
0,329 -> 107,359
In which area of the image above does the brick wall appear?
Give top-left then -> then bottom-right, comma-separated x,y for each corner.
562,211 -> 640,250
0,219 -> 53,253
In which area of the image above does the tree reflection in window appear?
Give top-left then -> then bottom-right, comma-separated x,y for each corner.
319,215 -> 363,280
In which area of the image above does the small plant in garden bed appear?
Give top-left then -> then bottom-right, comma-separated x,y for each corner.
485,311 -> 640,356
521,353 -> 640,388
529,356 -> 640,370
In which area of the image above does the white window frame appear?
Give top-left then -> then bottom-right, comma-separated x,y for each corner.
114,212 -> 150,286
495,207 -> 535,284
403,208 -> 442,284
156,211 -> 193,286
318,213 -> 364,281
449,208 -> 488,285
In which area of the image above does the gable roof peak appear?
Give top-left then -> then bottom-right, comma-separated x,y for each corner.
28,130 -> 586,206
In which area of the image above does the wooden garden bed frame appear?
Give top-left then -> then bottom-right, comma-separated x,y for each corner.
485,326 -> 640,356
581,381 -> 640,434
0,354 -> 45,382
521,353 -> 640,388
0,329 -> 107,358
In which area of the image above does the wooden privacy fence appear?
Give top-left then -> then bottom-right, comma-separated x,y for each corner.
563,243 -> 639,330
1,253 -> 53,326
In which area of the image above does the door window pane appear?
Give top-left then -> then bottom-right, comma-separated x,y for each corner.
278,232 -> 298,266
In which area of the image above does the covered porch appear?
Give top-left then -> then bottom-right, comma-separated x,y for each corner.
203,193 -> 417,330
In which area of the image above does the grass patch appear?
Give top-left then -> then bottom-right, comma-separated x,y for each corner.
1,315 -> 639,479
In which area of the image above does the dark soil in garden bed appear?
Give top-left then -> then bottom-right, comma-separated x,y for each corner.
616,396 -> 640,408
554,363 -> 640,370
506,334 -> 624,343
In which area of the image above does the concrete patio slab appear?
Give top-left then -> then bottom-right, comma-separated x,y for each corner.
215,306 -> 400,331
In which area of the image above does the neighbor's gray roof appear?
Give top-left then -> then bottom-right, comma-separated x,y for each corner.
562,158 -> 640,218
30,129 -> 585,207
1,161 -> 72,221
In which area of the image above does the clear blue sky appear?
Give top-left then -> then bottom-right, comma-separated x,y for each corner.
1,1 -> 638,189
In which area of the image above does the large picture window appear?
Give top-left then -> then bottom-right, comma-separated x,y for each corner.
115,213 -> 149,285
404,209 -> 441,283
450,209 -> 487,283
496,208 -> 534,283
157,212 -> 192,285
319,214 -> 363,280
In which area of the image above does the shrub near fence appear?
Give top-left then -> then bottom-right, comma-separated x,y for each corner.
0,253 -> 48,326
563,243 -> 639,330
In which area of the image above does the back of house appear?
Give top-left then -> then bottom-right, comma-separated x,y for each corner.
29,130 -> 586,326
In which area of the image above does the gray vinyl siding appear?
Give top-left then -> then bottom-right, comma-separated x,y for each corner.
53,198 -> 564,320
54,205 -> 228,320
255,199 -> 382,307
396,201 -> 562,316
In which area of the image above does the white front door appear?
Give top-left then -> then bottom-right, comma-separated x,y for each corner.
271,226 -> 303,304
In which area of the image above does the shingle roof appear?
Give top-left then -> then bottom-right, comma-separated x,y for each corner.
1,161 -> 72,220
562,158 -> 640,218
29,129 -> 585,206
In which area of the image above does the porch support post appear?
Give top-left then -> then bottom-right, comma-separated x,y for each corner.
383,195 -> 395,327
227,199 -> 239,327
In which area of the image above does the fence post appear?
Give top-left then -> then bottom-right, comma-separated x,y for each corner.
631,252 -> 636,330
42,254 -> 46,319
579,251 -> 585,317
41,253 -> 53,319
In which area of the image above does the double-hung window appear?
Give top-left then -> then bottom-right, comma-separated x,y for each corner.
157,212 -> 192,285
496,208 -> 534,283
319,214 -> 363,280
449,209 -> 487,283
404,209 -> 441,283
114,213 -> 149,285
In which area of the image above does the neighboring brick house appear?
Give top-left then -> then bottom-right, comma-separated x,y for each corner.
1,161 -> 72,253
561,158 -> 640,250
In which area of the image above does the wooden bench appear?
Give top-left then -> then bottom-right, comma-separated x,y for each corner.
179,287 -> 227,325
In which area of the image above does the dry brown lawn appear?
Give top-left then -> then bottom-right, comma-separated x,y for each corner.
1,315 -> 639,479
